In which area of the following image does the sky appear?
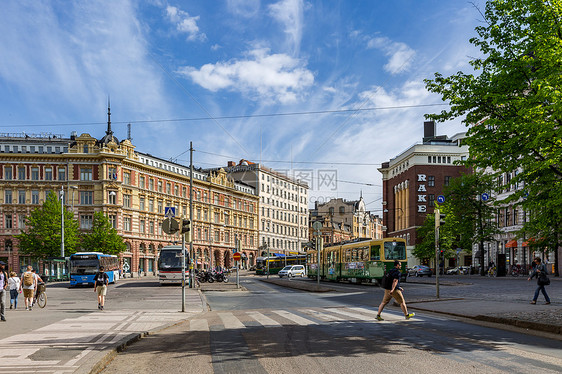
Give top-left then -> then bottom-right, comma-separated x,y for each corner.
0,0 -> 485,213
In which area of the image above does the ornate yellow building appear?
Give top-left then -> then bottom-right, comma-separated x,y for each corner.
0,117 -> 258,275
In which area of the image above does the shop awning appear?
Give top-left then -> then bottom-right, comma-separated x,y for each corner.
505,239 -> 518,248
522,237 -> 536,247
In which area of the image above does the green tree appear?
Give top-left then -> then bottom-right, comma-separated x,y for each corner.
81,212 -> 126,255
414,211 -> 455,268
16,191 -> 80,258
424,0 -> 562,275
442,172 -> 499,275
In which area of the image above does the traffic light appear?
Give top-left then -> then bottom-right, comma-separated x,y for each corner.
439,213 -> 446,227
181,219 -> 191,234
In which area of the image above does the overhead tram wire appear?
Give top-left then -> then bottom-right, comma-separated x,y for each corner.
0,103 -> 449,128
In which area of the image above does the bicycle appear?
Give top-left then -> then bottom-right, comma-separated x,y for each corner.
34,282 -> 47,308
487,266 -> 497,277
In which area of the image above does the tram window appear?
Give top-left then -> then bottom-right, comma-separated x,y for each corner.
384,241 -> 407,260
352,249 -> 357,261
345,249 -> 351,262
370,245 -> 381,261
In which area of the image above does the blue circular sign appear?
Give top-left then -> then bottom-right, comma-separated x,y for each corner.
481,193 -> 489,201
437,195 -> 445,204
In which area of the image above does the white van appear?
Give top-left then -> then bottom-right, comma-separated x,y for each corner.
278,265 -> 306,278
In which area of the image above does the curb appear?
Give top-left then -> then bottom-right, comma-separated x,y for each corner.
260,278 -> 336,292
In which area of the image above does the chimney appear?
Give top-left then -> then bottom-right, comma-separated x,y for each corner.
423,120 -> 436,142
227,161 -> 235,167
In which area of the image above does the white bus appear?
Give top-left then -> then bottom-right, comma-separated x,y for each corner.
157,245 -> 189,285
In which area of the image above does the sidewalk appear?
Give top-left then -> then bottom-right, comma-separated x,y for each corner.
0,284 -> 206,374
262,277 -> 562,336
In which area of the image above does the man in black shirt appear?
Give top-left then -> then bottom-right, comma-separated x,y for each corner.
376,260 -> 415,321
94,266 -> 109,310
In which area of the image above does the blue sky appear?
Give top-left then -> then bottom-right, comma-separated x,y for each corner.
0,0 -> 484,212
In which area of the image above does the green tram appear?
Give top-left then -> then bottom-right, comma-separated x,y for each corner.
306,238 -> 407,284
255,254 -> 307,275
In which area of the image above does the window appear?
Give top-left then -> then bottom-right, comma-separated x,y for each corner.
370,245 -> 381,261
80,168 -> 92,181
45,167 -> 52,180
139,175 -> 145,188
4,190 -> 12,204
149,221 -> 154,234
18,167 -> 25,180
58,168 -> 66,181
182,187 -> 187,197
109,191 -> 116,204
428,156 -> 432,163
158,181 -> 162,192
214,230 -> 220,242
225,231 -> 230,244
30,167 -> 39,180
428,194 -> 435,207
123,172 -> 130,185
139,197 -> 145,211
158,200 -> 163,214
80,191 -> 93,205
32,190 -> 39,204
444,176 -> 452,186
339,206 -> 345,214
149,178 -> 154,190
18,215 -> 26,229
174,185 -> 178,196
214,211 -> 220,223
214,194 -> 219,205
109,215 -> 116,228
5,214 -> 12,229
4,166 -> 12,180
139,219 -> 145,233
428,176 -> 435,187
123,194 -> 131,208
166,183 -> 171,194
225,213 -> 230,226
83,144 -> 89,153
123,217 -> 131,231
18,190 -> 26,204
149,199 -> 154,212
80,215 -> 93,229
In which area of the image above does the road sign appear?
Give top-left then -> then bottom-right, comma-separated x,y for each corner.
162,217 -> 179,234
437,195 -> 445,204
233,252 -> 241,261
312,221 -> 322,231
165,207 -> 176,217
481,193 -> 489,201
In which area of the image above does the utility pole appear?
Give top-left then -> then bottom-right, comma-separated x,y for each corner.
60,186 -> 65,258
181,231 -> 186,312
189,142 -> 194,289
435,209 -> 440,299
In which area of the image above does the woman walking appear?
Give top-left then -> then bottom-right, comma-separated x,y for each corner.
527,257 -> 551,305
8,272 -> 21,309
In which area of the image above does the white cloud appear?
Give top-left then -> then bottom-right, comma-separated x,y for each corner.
166,5 -> 206,42
268,0 -> 304,54
178,48 -> 314,104
367,36 -> 416,74
227,0 -> 261,18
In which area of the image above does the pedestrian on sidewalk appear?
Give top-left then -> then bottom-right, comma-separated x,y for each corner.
0,261 -> 8,321
94,266 -> 109,310
8,271 -> 21,310
528,257 -> 551,305
376,260 -> 415,321
19,265 -> 37,311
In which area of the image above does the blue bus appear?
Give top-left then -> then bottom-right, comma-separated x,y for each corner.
69,252 -> 120,287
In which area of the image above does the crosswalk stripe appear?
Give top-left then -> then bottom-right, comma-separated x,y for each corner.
272,310 -> 317,326
190,319 -> 210,332
246,311 -> 282,327
326,308 -> 375,321
299,309 -> 347,322
218,312 -> 246,329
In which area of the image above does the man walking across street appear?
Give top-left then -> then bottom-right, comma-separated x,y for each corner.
528,257 -> 551,305
19,265 -> 37,311
376,260 -> 415,321
0,261 -> 8,321
94,266 -> 109,310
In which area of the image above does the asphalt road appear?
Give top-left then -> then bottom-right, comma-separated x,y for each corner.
101,275 -> 562,374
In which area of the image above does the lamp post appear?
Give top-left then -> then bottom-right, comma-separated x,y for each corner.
59,186 -> 65,258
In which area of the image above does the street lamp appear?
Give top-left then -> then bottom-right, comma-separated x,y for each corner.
59,186 -> 65,258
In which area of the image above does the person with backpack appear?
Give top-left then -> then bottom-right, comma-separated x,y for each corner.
376,260 -> 415,321
19,265 -> 37,311
527,257 -> 551,305
94,266 -> 109,310
8,271 -> 21,310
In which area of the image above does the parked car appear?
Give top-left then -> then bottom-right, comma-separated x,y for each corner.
446,267 -> 460,275
408,265 -> 432,277
278,265 -> 306,278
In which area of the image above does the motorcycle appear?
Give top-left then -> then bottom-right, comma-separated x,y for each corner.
212,270 -> 229,283
197,270 -> 214,283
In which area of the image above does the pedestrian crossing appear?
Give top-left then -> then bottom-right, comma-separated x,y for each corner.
188,306 -> 413,332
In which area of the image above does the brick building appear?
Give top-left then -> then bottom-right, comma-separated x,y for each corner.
378,121 -> 470,266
